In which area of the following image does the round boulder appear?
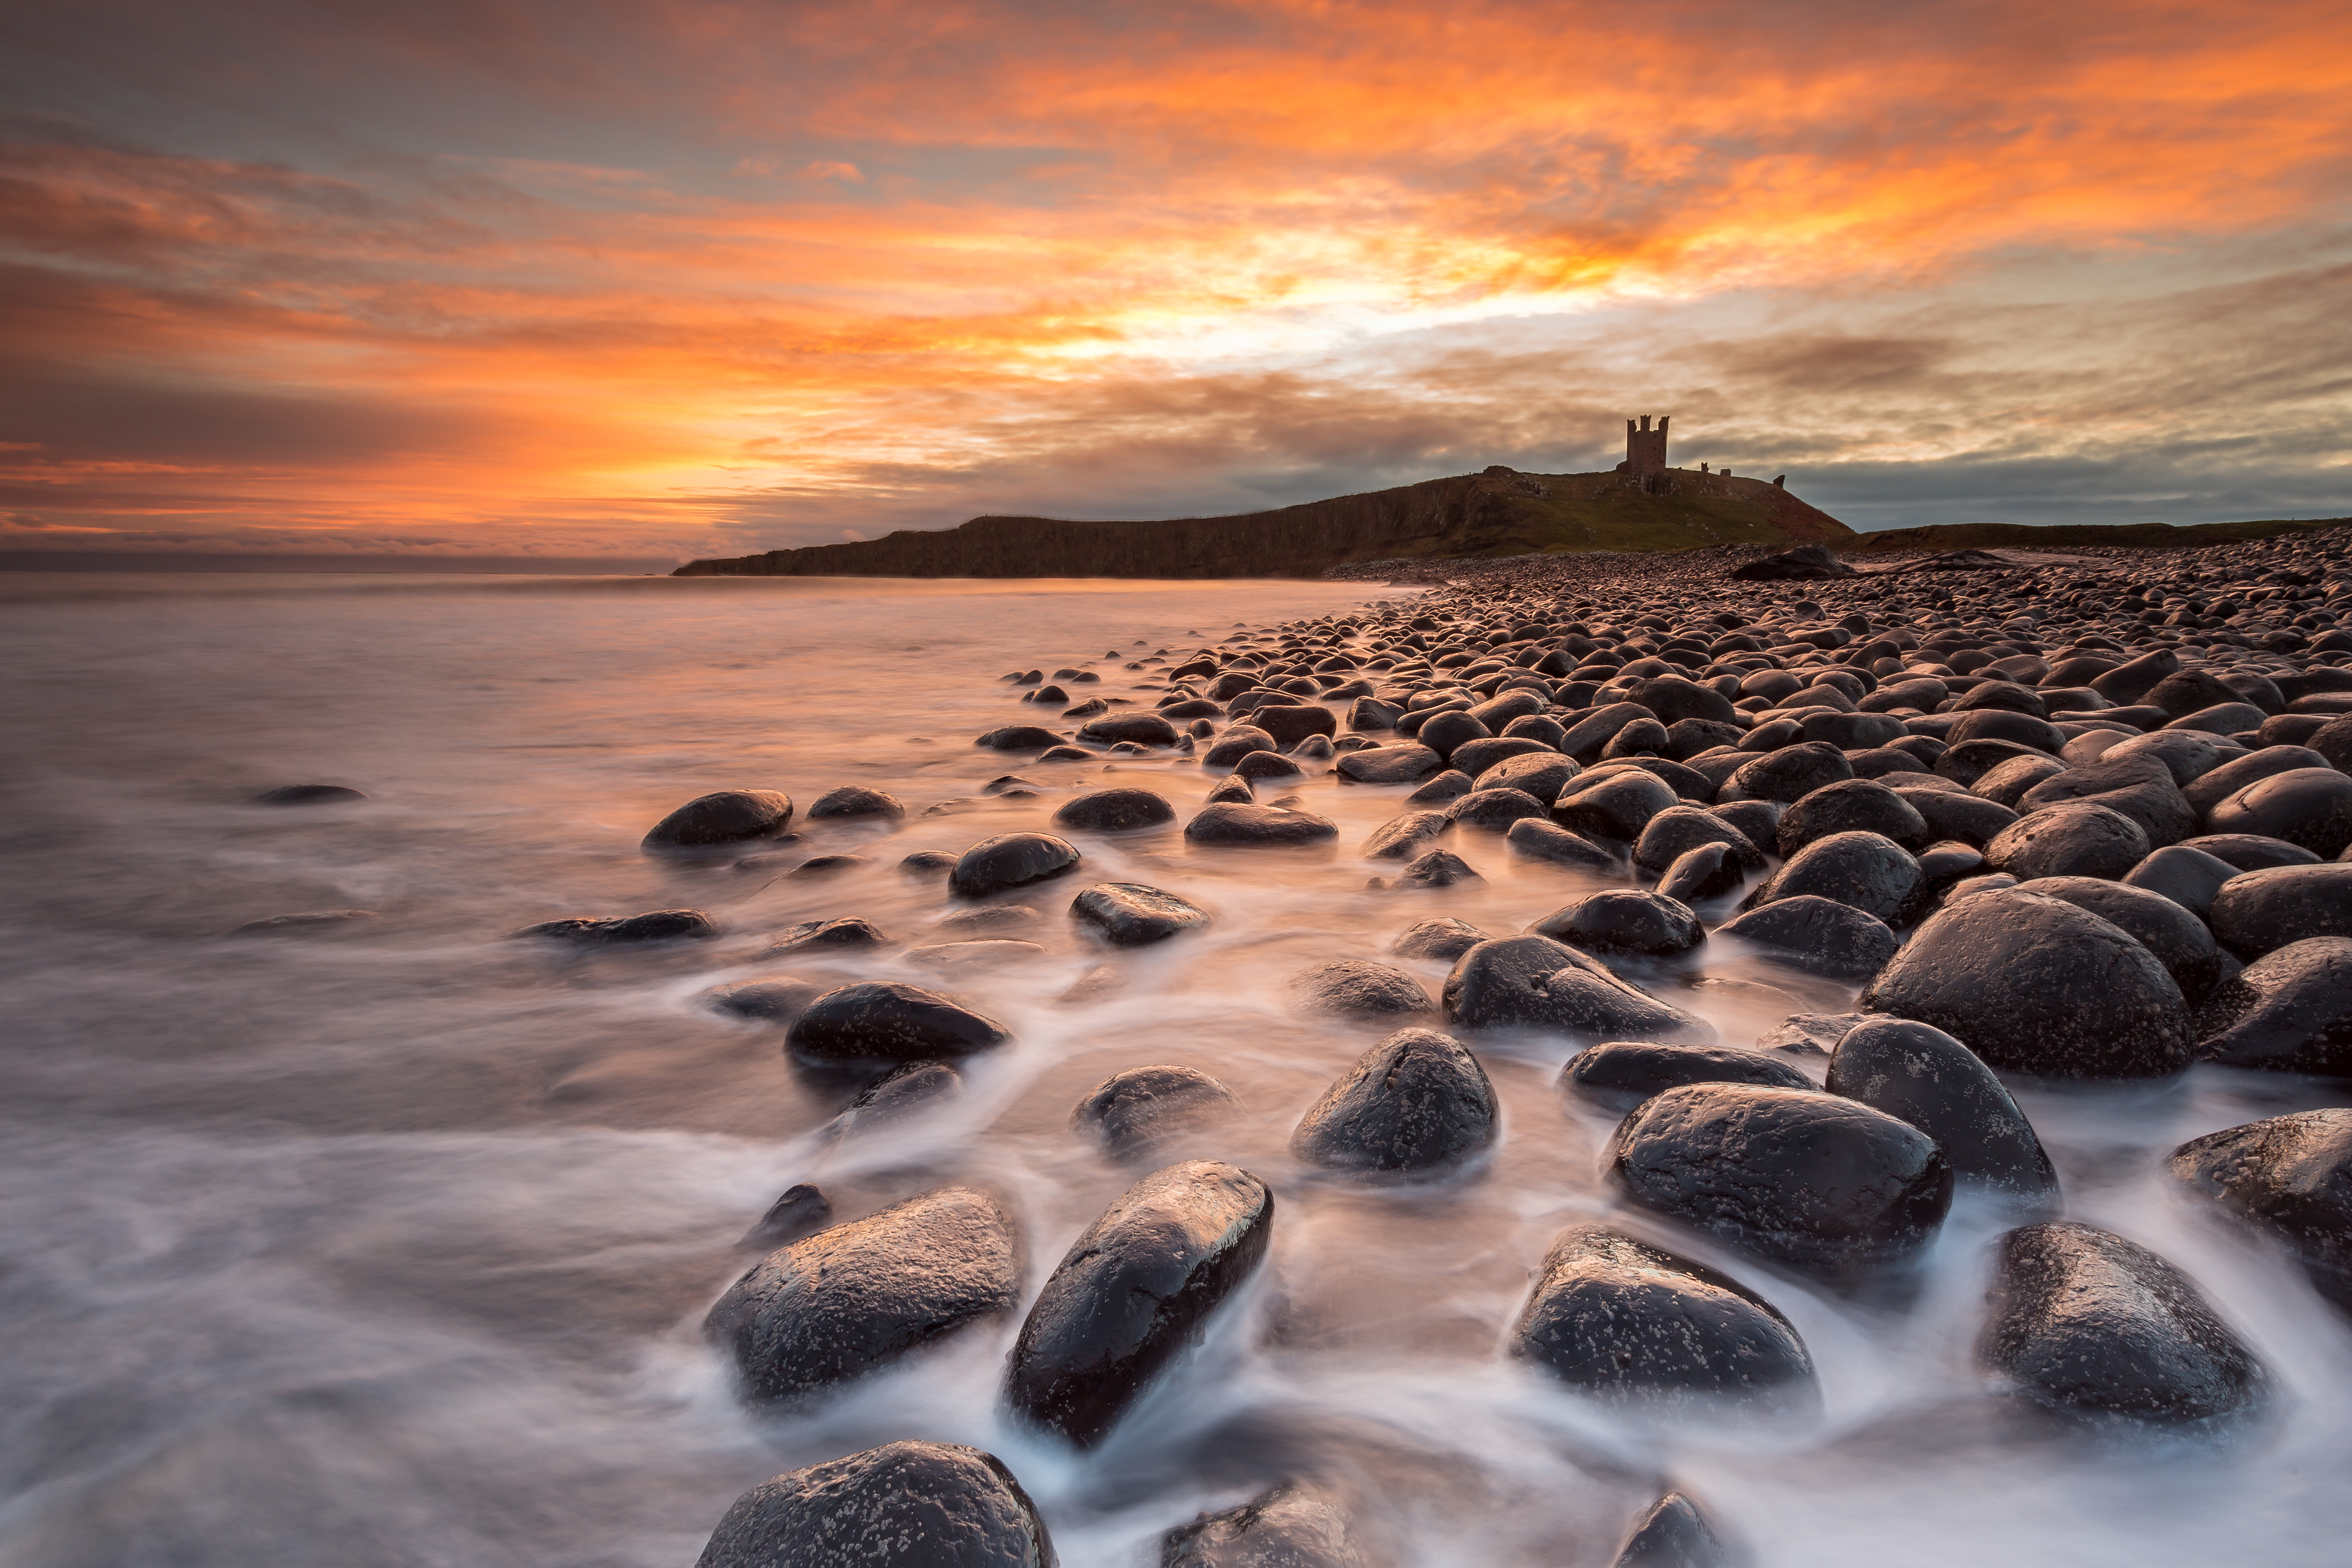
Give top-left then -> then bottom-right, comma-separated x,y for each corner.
1291,1027 -> 1499,1172
1285,959 -> 1431,1019
1531,890 -> 1705,959
1444,935 -> 1715,1043
1984,800 -> 2150,882
1775,779 -> 1929,857
1825,1017 -> 2058,1205
1749,830 -> 1922,925
1072,1065 -> 1242,1158
1183,803 -> 1340,845
786,981 -> 1013,1063
2207,863 -> 2352,956
2014,875 -> 2227,1002
1070,882 -> 1209,946
644,790 -> 795,849
1052,788 -> 1177,833
807,785 -> 904,821
693,1440 -> 1051,1568
1715,896 -> 1897,980
949,833 -> 1081,899
2196,937 -> 2352,1076
2169,1109 -> 2352,1307
1561,1041 -> 1814,1109
2206,768 -> 2352,860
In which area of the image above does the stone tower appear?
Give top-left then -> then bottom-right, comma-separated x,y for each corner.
1620,414 -> 1669,476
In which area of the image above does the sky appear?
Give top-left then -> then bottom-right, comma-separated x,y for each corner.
2,0 -> 2349,565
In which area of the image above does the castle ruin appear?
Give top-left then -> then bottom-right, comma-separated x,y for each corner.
1617,414 -> 1671,494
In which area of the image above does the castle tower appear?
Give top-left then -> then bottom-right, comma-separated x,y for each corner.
1620,414 -> 1670,476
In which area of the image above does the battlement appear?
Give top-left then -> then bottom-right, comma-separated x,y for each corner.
1618,413 -> 1671,476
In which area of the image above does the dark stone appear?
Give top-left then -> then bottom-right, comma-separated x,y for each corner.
2089,647 -> 2180,705
1757,1011 -> 1868,1056
1513,1223 -> 1815,1405
1613,1493 -> 1730,1568
1725,742 -> 1854,803
1185,802 -> 1340,845
1247,704 -> 1336,747
1390,917 -> 1489,962
1161,1485 -> 1359,1568
808,785 -> 905,821
1915,839 -> 1986,888
705,977 -> 822,1022
1635,805 -> 1766,874
643,790 -> 795,848
1860,888 -> 2191,1079
1556,769 -> 1680,842
742,1183 -> 832,1249
2198,937 -> 2352,1074
1052,789 -> 1177,833
1004,1160 -> 1273,1447
1418,709 -> 1493,760
1730,544 -> 1854,580
1935,738 -> 2045,789
2182,833 -> 2323,872
2169,1109 -> 2352,1306
1292,1027 -> 1499,1172
1716,896 -> 1898,980
1407,771 -> 1477,810
1984,800 -> 2150,881
254,783 -> 368,806
1335,741 -> 1447,784
1394,848 -> 1482,888
1751,830 -> 1922,924
2016,754 -> 2198,847
1450,736 -> 1551,779
786,981 -> 1013,1063
1632,675 -> 1741,727
227,909 -> 378,936
1071,882 -> 1210,946
1477,750 -> 1581,802
1451,786 -> 1553,832
1561,1041 -> 1813,1108
693,1440 -> 1052,1568
1969,753 -> 2071,808
1708,799 -> 1783,854
1073,1065 -> 1242,1157
835,1059 -> 962,1132
976,726 -> 1065,751
2207,863 -> 2352,956
1286,959 -> 1431,1018
2121,844 -> 2242,921
1893,785 -> 2018,847
1232,751 -> 1303,783
2102,728 -> 2240,786
1360,809 -> 1451,861
949,833 -> 1082,898
1977,1222 -> 2266,1424
2145,668 -> 2242,720
900,849 -> 958,877
1506,816 -> 1617,869
1659,842 -> 1746,902
1946,708 -> 2064,753
1825,1017 -> 2058,1204
1954,680 -> 2049,719
1607,1083 -> 1953,1273
1562,702 -> 1655,763
516,908 -> 719,945
1203,726 -> 1276,770
1079,713 -> 1181,747
2014,876 -> 2226,1001
2207,768 -> 2352,860
704,1189 -> 1021,1403
1531,890 -> 1705,958
2181,746 -> 2334,815
1775,779 -> 1928,856
787,853 -> 870,877
1443,935 -> 1713,1041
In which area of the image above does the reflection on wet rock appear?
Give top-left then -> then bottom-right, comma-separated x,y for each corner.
694,1440 -> 1052,1568
1291,1027 -> 1498,1172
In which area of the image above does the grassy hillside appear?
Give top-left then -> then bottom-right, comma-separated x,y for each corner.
1848,516 -> 2352,552
673,468 -> 1855,578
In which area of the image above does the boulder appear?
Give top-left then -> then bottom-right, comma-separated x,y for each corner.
705,977 -> 822,1023
1071,882 -> 1210,946
2169,1109 -> 2352,1307
1635,805 -> 1767,875
2207,863 -> 2352,956
643,790 -> 795,848
1731,544 -> 1854,580
1715,896 -> 1898,980
2205,768 -> 2352,860
1449,736 -> 1551,780
1335,742 -> 1447,784
1161,1484 -> 1360,1568
1984,800 -> 2150,882
1079,713 -> 1181,747
1561,1041 -> 1814,1108
1359,810 -> 1452,861
2121,844 -> 2242,921
1724,743 -> 1853,803
2183,833 -> 2324,872
1451,786 -> 1554,833
693,1441 -> 1051,1568
807,785 -> 904,821
1185,803 -> 1340,845
766,916 -> 888,955
2014,876 -> 2226,1002
704,1189 -> 1020,1402
975,726 -> 1064,751
1531,891 -> 1705,959
1631,675 -> 1741,727
1073,1065 -> 1242,1158
1556,770 -> 1680,843
2016,754 -> 2197,847
1976,1222 -> 2266,1424
1512,1223 -> 1816,1405
1203,726 -> 1276,770
516,908 -> 719,945
1254,704 -> 1340,746
1417,709 -> 1492,760
950,833 -> 1082,898
1612,1493 -> 1731,1568
1285,959 -> 1432,1019
1053,789 -> 1177,833
1607,1084 -> 1953,1273
1394,848 -> 1482,888
1477,750 -> 1582,802
2089,648 -> 2180,705
1749,830 -> 1922,924
786,982 -> 1013,1063
254,783 -> 368,805
1776,779 -> 1929,856
1444,935 -> 1714,1042
2197,937 -> 2352,1075
1390,917 -> 1489,962
1893,786 -> 2019,848
1825,1017 -> 2058,1204
1004,1160 -> 1273,1446
1508,817 -> 1622,869
1860,889 -> 2190,1079
1291,1027 -> 1499,1172
2180,747 -> 2334,816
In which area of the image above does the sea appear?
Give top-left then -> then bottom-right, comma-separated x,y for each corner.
1,571 -> 2346,1567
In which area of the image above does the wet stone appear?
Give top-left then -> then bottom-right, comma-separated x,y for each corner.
1556,769 -> 1680,843
834,1058 -> 962,1130
975,725 -> 1065,752
1389,917 -> 1488,962
2196,937 -> 2352,1076
643,790 -> 795,849
2207,863 -> 2352,956
1984,800 -> 2150,882
1507,816 -> 1621,870
1635,805 -> 1766,875
704,1188 -> 1021,1403
1561,1041 -> 1814,1109
1715,896 -> 1898,980
1825,1017 -> 2058,1205
742,1183 -> 832,1249
1444,935 -> 1713,1042
1185,802 -> 1340,845
2014,875 -> 2227,1003
2121,844 -> 2242,921
2169,1109 -> 2352,1308
1404,769 -> 1475,806
1334,741 -> 1446,784
1291,1026 -> 1499,1173
1286,959 -> 1432,1018
949,832 -> 1082,899
1073,1066 -> 1243,1159
1607,1083 -> 1953,1274
1392,848 -> 1482,888
254,783 -> 368,806
1513,1223 -> 1817,1407
766,916 -> 888,955
1977,1222 -> 2266,1426
785,981 -> 1012,1064
1161,1484 -> 1361,1568
1450,785 -> 1553,832
704,977 -> 822,1023
807,785 -> 905,821
1531,890 -> 1705,959
1748,830 -> 1922,925
1613,1492 -> 1731,1568
2205,768 -> 2352,860
1003,1160 -> 1274,1447
1071,882 -> 1210,946
1775,778 -> 1929,856
515,908 -> 719,945
1052,788 -> 1178,833
693,1440 -> 1052,1568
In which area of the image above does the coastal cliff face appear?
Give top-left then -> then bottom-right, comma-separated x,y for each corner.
672,468 -> 1855,577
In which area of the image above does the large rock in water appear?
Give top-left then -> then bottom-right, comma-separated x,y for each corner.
1070,882 -> 1210,946
704,1189 -> 1021,1402
694,1440 -> 1053,1568
1291,1027 -> 1498,1172
643,789 -> 794,848
1748,830 -> 1921,924
1530,890 -> 1705,959
1825,1018 -> 2058,1206
2169,1109 -> 2352,1309
1731,544 -> 1854,580
1183,802 -> 1341,845
950,833 -> 1082,898
1983,800 -> 2150,882
1285,960 -> 1431,1018
1160,1484 -> 1362,1568
1562,1041 -> 1814,1108
1004,1160 -> 1273,1446
1513,1223 -> 1817,1407
2206,863 -> 2352,956
1052,788 -> 1177,833
1613,1492 -> 1731,1568
515,908 -> 719,945
1976,1222 -> 2266,1425
1443,935 -> 1714,1043
1335,742 -> 1446,784
1715,895 -> 1897,980
1606,1084 -> 1953,1274
786,981 -> 1013,1063
2196,937 -> 2352,1076
1860,889 -> 2191,1079
1072,1066 -> 1241,1158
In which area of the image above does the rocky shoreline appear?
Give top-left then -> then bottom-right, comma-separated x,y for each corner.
473,522 -> 2352,1565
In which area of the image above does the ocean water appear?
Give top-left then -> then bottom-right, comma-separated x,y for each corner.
1,572 -> 2346,1568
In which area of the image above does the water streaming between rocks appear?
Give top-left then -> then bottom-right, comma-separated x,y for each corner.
2,570 -> 2348,1567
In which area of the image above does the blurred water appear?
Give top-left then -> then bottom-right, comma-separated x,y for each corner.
1,572 -> 2347,1568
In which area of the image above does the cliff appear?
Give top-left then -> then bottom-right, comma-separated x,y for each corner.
671,468 -> 1855,578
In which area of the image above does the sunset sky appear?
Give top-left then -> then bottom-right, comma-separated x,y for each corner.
3,0 -> 2349,564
